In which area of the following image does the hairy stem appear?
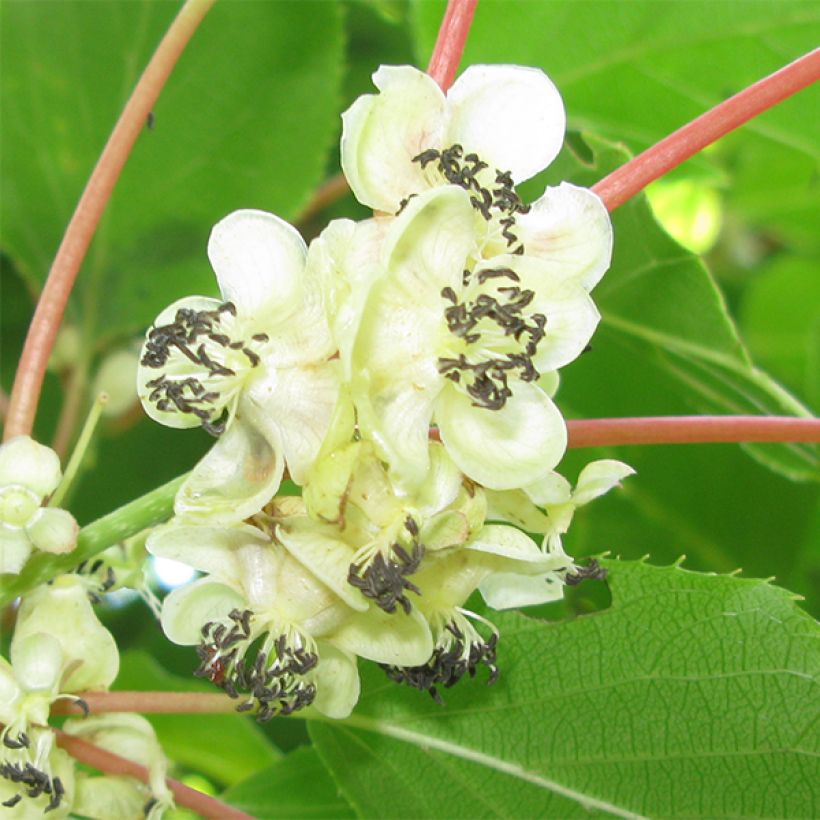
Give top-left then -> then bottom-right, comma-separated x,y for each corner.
593,47 -> 820,211
3,0 -> 216,442
54,728 -> 253,820
566,416 -> 820,448
0,473 -> 186,607
427,0 -> 479,91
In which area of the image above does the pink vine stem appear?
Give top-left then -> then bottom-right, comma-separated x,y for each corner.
427,0 -> 479,91
2,0 -> 216,443
53,728 -> 253,820
593,47 -> 820,211
566,416 -> 820,448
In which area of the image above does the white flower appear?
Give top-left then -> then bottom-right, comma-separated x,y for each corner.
137,209 -> 340,524
341,64 -> 612,289
351,185 -> 599,491
0,437 -> 78,575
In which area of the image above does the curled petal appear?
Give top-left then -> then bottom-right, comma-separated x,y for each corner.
0,526 -> 33,575
517,183 -> 613,291
11,633 -> 64,695
208,209 -> 307,327
341,65 -> 447,212
0,436 -> 62,498
333,606 -> 433,667
436,381 -> 567,490
466,524 -> 546,562
26,508 -> 78,555
572,459 -> 636,507
313,643 -> 361,719
446,64 -> 565,184
174,413 -> 284,525
480,570 -> 566,610
160,579 -> 245,646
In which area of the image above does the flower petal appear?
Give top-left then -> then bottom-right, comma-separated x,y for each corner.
313,643 -> 360,719
466,524 -> 546,563
436,381 -> 567,489
341,65 -> 447,212
11,633 -> 64,695
572,459 -> 636,507
446,65 -> 565,183
333,606 -> 433,667
174,413 -> 284,525
0,436 -> 62,498
0,526 -> 33,575
243,360 -> 340,485
480,570 -> 566,610
517,183 -> 613,290
160,578 -> 245,645
523,470 -> 572,506
208,209 -> 307,327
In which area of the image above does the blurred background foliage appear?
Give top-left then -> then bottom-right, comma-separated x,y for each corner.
1,0 -> 818,811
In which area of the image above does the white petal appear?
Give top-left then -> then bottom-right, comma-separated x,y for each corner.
446,65 -> 565,183
174,414 -> 284,525
11,633 -> 64,694
276,523 -> 369,612
160,579 -> 245,645
26,508 -> 78,554
313,643 -> 360,719
0,436 -> 62,498
523,470 -> 572,506
436,381 -> 567,489
0,526 -> 32,574
243,361 -> 339,485
72,775 -> 149,820
466,524 -> 545,562
208,209 -> 307,326
333,606 -> 433,667
572,459 -> 636,507
480,570 -> 565,610
415,442 -> 464,515
485,489 -> 551,532
147,523 -> 268,586
341,65 -> 447,212
517,183 -> 613,290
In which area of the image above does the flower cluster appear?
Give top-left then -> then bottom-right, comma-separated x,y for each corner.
138,65 -> 633,719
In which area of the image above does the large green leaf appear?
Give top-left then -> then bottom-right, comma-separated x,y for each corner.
221,746 -> 356,819
0,0 -> 345,335
116,650 -> 280,787
312,558 -> 819,818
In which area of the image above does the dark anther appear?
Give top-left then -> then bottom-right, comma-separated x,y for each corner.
565,559 -> 608,586
2,794 -> 22,808
75,698 -> 90,718
380,623 -> 499,704
2,732 -> 29,750
143,798 -> 158,817
348,540 -> 425,615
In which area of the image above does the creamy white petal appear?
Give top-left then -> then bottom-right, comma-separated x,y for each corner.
243,360 -> 339,485
480,570 -> 566,610
466,524 -> 545,562
313,643 -> 360,719
523,470 -> 572,505
146,523 -> 268,586
174,413 -> 284,525
73,775 -> 149,820
26,508 -> 78,555
485,489 -> 551,532
517,183 -> 613,290
160,579 -> 245,645
0,436 -> 62,498
333,605 -> 433,667
11,633 -> 63,694
341,65 -> 447,212
208,209 -> 307,326
0,526 -> 33,575
436,381 -> 567,489
572,459 -> 636,507
446,64 -> 565,183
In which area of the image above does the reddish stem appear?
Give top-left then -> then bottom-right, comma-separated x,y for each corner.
3,0 -> 216,442
54,728 -> 253,820
426,0 -> 479,91
566,416 -> 820,448
593,47 -> 820,211
53,691 -> 236,716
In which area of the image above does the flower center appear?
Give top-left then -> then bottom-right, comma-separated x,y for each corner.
347,517 -> 425,615
196,608 -> 319,721
411,143 -> 530,252
380,609 -> 499,704
140,301 -> 269,436
0,486 -> 40,528
437,267 -> 546,410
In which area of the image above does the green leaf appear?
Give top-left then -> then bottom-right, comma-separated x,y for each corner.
0,0 -> 345,336
116,650 -> 280,787
221,746 -> 356,819
312,559 -> 819,819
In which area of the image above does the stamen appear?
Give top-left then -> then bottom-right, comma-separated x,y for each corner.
348,524 -> 425,615
565,559 -> 608,586
0,762 -> 65,812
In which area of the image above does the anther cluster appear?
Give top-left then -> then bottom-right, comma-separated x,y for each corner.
0,756 -> 65,813
196,609 -> 318,721
438,267 -> 546,410
348,518 -> 425,614
380,620 -> 499,704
